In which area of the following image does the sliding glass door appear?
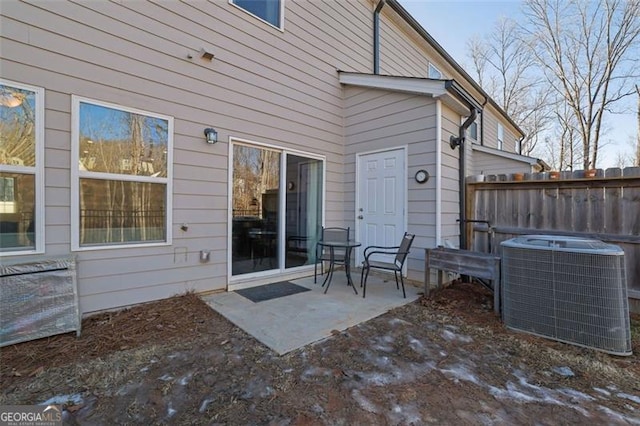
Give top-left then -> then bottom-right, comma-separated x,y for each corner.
231,142 -> 323,277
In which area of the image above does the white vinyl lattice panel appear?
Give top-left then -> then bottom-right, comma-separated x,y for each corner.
501,236 -> 631,356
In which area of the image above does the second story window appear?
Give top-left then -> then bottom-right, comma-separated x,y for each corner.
231,0 -> 283,29
467,121 -> 478,143
428,63 -> 443,79
497,123 -> 504,150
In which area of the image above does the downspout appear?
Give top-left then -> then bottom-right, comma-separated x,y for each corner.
435,100 -> 442,246
450,109 -> 477,250
373,0 -> 386,74
480,96 -> 488,146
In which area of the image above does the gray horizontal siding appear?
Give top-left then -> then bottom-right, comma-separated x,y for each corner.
343,85 -> 439,282
1,0 -> 379,313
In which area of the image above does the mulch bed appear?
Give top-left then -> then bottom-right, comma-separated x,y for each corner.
1,292 -> 222,383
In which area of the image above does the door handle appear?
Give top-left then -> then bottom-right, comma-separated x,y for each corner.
358,215 -> 364,220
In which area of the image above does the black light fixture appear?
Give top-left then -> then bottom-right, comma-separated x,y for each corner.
204,128 -> 218,144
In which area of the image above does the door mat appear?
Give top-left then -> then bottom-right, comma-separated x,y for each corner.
235,281 -> 311,303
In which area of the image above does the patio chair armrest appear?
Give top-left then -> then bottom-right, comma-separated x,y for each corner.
363,248 -> 399,262
363,245 -> 400,257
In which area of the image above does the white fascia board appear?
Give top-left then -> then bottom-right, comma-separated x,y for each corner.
472,144 -> 539,165
339,72 -> 447,97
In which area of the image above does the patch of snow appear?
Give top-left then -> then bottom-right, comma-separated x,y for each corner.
282,368 -> 293,374
301,366 -> 333,381
558,388 -> 595,402
598,405 -> 640,425
179,372 -> 193,386
139,366 -> 149,373
594,387 -> 611,397
351,389 -> 379,413
199,398 -> 214,413
552,366 -> 575,377
167,405 -> 177,418
441,329 -> 473,343
388,318 -> 412,327
241,378 -> 275,400
386,403 -> 422,425
40,394 -> 83,406
490,383 -> 537,403
407,336 -> 430,356
158,374 -> 174,381
354,361 -> 435,388
488,378 -> 591,417
440,364 -> 480,385
439,351 -> 447,357
617,393 -> 640,404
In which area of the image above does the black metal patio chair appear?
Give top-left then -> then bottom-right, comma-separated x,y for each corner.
314,226 -> 350,283
360,232 -> 415,298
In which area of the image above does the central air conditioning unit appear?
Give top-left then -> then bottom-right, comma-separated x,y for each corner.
501,235 -> 631,356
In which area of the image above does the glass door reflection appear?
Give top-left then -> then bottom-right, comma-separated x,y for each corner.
285,155 -> 322,268
231,145 -> 280,275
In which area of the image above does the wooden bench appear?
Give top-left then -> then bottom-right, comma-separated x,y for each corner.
425,247 -> 501,315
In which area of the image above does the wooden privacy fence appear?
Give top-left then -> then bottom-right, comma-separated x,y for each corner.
465,167 -> 640,299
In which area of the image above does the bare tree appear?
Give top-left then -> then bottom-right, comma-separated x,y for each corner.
467,17 -> 554,156
524,0 -> 640,169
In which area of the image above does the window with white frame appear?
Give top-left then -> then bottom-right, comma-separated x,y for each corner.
231,0 -> 283,29
467,121 -> 479,143
72,97 -> 173,249
497,123 -> 504,150
0,80 -> 44,254
428,63 -> 443,79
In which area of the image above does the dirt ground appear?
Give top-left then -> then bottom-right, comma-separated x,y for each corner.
2,281 -> 640,425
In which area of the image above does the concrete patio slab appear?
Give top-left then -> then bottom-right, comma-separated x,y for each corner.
201,272 -> 421,355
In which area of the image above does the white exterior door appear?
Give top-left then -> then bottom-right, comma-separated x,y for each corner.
356,148 -> 406,264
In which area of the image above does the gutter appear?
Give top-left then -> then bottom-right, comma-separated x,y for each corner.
446,80 -> 479,250
373,0 -> 386,74
480,96 -> 488,146
450,108 -> 477,250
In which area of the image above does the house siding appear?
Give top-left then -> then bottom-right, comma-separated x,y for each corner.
440,105 -> 462,248
480,109 -> 520,153
344,86 -> 439,282
1,0 -> 522,313
1,0 -> 380,313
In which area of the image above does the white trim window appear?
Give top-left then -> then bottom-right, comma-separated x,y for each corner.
467,120 -> 479,144
0,80 -> 45,255
71,97 -> 173,250
497,123 -> 504,150
230,0 -> 284,30
428,63 -> 443,79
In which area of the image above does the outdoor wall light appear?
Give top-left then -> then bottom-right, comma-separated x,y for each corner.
204,128 -> 218,144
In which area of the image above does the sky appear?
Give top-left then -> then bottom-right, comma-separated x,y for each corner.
397,0 -> 637,168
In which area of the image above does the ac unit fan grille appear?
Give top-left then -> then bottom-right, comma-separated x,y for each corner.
501,237 -> 631,356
